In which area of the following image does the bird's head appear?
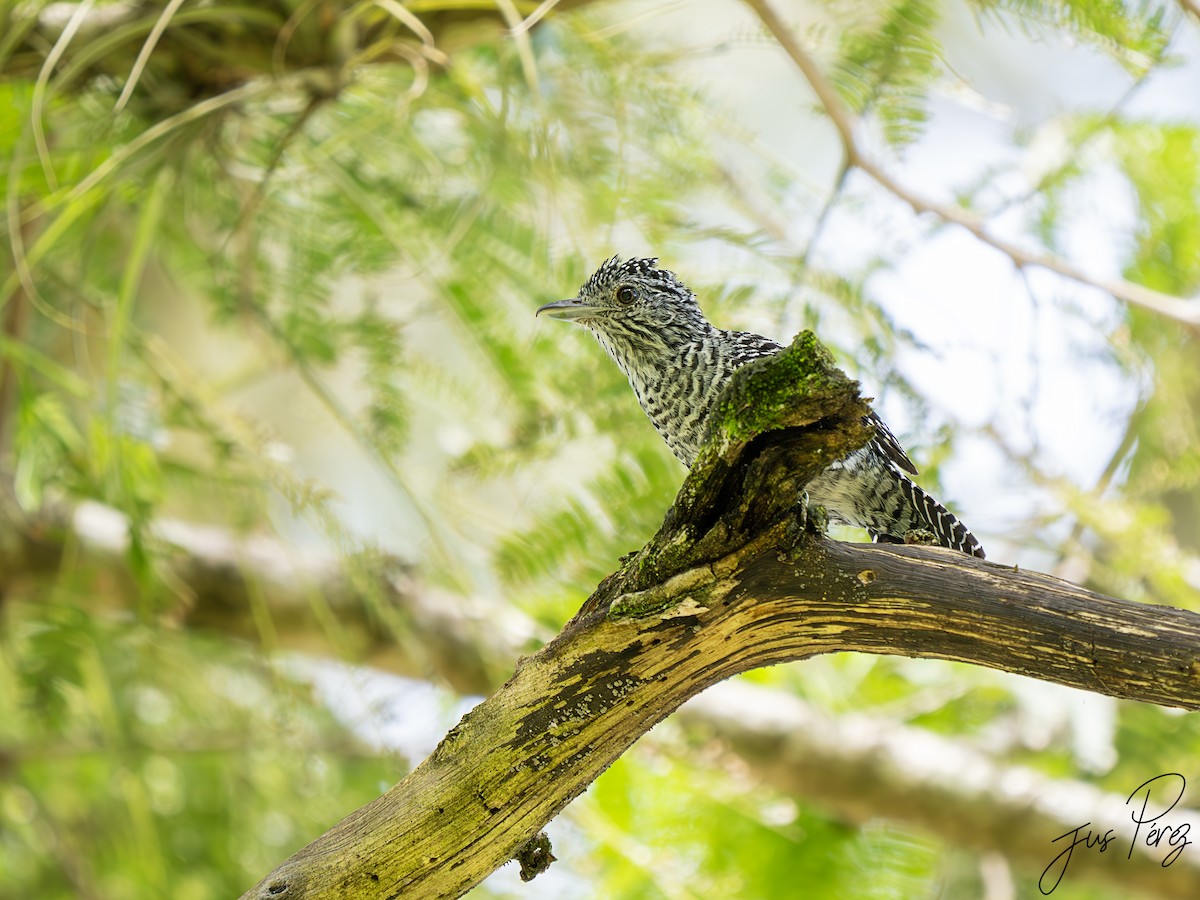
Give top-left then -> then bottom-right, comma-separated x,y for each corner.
536,257 -> 711,350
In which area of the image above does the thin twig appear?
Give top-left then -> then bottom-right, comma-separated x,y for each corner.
113,0 -> 188,114
795,160 -> 851,287
374,0 -> 450,65
247,307 -> 454,564
218,93 -> 326,261
31,0 -> 95,192
496,0 -> 542,98
743,0 -> 1200,330
510,0 -> 564,35
0,236 -> 33,460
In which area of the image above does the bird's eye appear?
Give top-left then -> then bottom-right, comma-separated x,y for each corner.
616,286 -> 636,305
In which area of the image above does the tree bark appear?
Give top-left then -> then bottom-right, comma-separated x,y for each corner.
238,333 -> 1200,899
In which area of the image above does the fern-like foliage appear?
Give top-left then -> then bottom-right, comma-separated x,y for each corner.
832,0 -> 944,149
968,0 -> 1172,74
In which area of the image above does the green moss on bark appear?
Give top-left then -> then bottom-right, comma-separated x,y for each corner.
713,331 -> 859,446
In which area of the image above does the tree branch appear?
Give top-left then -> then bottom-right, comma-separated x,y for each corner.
237,541 -> 1200,899
237,333 -> 1200,899
7,494 -> 1199,895
0,496 -> 511,697
742,0 -> 1200,332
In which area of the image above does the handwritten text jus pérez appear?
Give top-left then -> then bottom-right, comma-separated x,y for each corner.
1040,773 -> 1193,895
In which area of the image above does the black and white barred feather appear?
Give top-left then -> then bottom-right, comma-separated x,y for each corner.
537,256 -> 985,558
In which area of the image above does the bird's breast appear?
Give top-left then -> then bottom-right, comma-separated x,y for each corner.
622,347 -> 728,467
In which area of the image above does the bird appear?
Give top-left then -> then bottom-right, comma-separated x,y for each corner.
536,256 -> 985,558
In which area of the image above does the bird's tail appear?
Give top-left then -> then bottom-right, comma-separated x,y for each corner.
872,474 -> 986,559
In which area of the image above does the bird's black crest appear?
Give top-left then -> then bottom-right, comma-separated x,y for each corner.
583,256 -> 688,297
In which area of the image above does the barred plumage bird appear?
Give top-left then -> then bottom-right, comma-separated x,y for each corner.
537,256 -> 985,558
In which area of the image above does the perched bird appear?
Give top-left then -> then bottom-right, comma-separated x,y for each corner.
536,256 -> 985,558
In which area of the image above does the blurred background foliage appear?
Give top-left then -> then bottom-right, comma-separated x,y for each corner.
2,0 -> 1199,897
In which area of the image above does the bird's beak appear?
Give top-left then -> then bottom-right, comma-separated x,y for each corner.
535,297 -> 598,321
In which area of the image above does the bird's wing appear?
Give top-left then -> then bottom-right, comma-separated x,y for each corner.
866,410 -> 918,475
724,330 -> 784,365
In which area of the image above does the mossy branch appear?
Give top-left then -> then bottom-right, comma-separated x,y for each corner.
240,332 -> 1200,900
